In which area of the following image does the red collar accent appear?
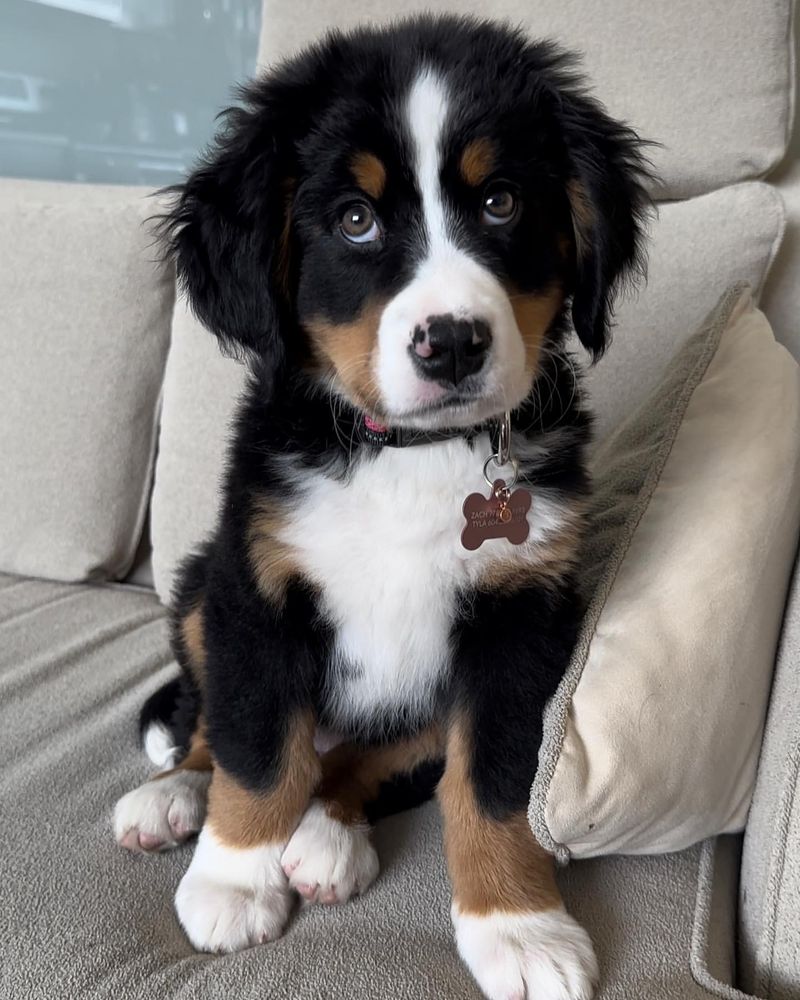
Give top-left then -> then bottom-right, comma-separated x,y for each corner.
363,414 -> 389,434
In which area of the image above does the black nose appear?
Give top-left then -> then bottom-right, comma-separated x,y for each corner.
411,314 -> 492,387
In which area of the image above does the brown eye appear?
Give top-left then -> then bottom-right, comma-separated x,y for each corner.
481,188 -> 518,226
340,202 -> 381,243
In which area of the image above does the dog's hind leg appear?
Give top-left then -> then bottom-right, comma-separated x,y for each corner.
114,699 -> 212,854
114,578 -> 213,854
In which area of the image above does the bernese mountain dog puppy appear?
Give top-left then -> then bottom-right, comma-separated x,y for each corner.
114,15 -> 650,999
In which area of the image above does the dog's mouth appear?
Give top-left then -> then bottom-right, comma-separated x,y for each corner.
401,379 -> 486,414
381,379 -> 518,432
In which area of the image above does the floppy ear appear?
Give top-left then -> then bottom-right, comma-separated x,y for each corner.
157,87 -> 295,368
557,91 -> 652,359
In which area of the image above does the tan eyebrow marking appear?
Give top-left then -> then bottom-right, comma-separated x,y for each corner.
459,137 -> 497,187
350,152 -> 387,200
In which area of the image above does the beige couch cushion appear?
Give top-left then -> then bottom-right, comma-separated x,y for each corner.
150,296 -> 247,600
586,182 -> 785,442
531,286 -> 800,859
0,180 -> 174,582
149,182 -> 784,603
258,0 -> 794,201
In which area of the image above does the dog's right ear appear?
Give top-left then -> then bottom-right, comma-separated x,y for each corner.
157,85 -> 296,368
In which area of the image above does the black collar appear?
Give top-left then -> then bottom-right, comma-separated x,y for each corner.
356,412 -> 501,450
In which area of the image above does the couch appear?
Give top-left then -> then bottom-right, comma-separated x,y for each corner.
2,1 -> 799,998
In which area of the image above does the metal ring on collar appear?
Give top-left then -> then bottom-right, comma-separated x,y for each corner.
483,454 -> 519,490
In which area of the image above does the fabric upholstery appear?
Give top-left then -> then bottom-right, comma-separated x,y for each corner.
257,0 -> 794,201
692,837 -> 757,1000
761,0 -> 800,364
738,560 -> 800,999
0,573 -> 751,999
0,179 -> 174,583
148,182 -> 785,603
150,295 -> 247,601
531,286 -> 800,858
584,182 -> 784,443
763,163 -> 800,364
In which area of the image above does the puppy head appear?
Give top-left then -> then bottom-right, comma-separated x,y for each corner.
162,16 -> 651,428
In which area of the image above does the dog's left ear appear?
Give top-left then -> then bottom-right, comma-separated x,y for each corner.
556,90 -> 653,359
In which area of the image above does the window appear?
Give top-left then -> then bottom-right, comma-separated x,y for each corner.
0,0 -> 262,185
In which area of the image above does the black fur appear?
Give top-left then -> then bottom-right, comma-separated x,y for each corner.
145,15 -> 651,821
364,759 -> 447,825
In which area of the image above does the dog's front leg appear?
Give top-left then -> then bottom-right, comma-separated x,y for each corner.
175,710 -> 319,953
175,584 -> 323,953
440,585 -> 599,1000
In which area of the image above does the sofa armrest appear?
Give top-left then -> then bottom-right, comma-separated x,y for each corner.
738,546 -> 800,998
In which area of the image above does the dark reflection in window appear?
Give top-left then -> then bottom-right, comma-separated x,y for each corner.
0,0 -> 261,185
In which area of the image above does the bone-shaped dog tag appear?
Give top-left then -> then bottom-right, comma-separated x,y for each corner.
461,479 -> 531,550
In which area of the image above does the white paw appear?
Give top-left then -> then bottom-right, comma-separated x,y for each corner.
114,771 -> 210,852
176,826 -> 293,952
281,799 -> 379,905
453,907 -> 599,1000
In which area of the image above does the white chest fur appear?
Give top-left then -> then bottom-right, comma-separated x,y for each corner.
279,434 -> 569,726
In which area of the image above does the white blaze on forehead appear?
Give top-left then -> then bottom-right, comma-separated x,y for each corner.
373,67 -> 530,424
406,68 -> 452,257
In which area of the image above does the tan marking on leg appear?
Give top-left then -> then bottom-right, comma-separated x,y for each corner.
476,500 -> 587,592
567,178 -> 594,262
438,714 -> 561,915
304,302 -> 386,415
180,604 -> 207,687
350,152 -> 387,200
209,711 -> 320,849
154,718 -> 213,779
509,287 -> 565,380
318,727 -> 444,826
248,500 -> 302,606
460,138 -> 496,187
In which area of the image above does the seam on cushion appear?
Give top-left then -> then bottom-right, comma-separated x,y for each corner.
691,839 -> 763,1000
757,735 -> 800,999
528,282 -> 750,861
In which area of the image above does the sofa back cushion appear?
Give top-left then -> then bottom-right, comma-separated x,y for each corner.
0,180 -> 174,582
151,297 -> 247,599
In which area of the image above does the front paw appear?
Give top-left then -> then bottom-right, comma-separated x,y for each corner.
281,799 -> 379,904
453,907 -> 598,1000
176,827 -> 293,952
